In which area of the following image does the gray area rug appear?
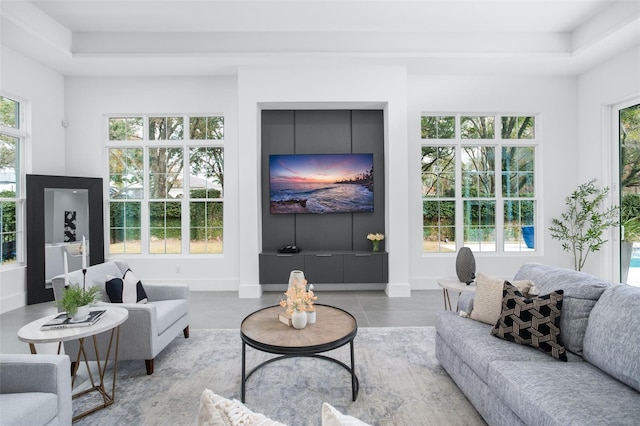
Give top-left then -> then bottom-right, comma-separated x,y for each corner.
74,327 -> 485,426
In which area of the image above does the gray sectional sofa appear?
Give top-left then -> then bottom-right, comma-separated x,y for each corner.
435,263 -> 640,426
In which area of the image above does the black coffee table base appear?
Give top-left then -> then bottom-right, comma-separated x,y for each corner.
241,340 -> 359,403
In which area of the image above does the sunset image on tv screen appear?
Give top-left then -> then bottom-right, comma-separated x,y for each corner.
269,153 -> 374,214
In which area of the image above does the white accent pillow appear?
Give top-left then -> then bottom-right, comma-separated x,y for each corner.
321,403 -> 371,426
197,389 -> 286,426
104,269 -> 148,304
469,272 -> 534,325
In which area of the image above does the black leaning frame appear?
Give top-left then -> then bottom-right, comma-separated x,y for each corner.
26,174 -> 104,305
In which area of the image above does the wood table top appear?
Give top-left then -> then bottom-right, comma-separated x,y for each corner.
241,304 -> 357,354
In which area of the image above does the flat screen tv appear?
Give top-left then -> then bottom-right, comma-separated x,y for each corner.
269,153 -> 374,214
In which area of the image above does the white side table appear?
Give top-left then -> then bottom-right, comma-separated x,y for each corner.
437,277 -> 476,311
17,306 -> 128,421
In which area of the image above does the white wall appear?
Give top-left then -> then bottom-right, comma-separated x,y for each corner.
237,65 -> 410,297
63,76 -> 240,291
0,46 -> 66,313
2,44 -> 639,313
577,46 -> 640,281
407,75 -> 580,288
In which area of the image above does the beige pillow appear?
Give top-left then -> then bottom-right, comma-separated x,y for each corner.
469,273 -> 534,325
197,389 -> 286,426
322,403 -> 371,426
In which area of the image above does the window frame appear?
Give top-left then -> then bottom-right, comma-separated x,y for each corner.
105,114 -> 224,257
420,113 -> 540,255
0,93 -> 27,268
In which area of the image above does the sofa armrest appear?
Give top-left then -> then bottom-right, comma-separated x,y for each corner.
0,354 -> 72,425
143,284 -> 190,302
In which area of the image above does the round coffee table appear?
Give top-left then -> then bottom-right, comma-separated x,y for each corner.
240,304 -> 358,403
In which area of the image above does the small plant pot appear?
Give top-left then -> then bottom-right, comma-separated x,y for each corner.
69,305 -> 90,321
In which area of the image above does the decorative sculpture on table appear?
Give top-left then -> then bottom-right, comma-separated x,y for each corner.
455,247 -> 476,285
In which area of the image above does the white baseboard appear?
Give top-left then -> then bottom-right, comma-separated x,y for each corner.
0,292 -> 26,315
385,282 -> 411,297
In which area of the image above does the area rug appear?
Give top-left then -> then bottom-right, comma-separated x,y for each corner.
74,327 -> 486,426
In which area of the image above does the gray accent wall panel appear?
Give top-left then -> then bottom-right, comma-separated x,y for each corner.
260,109 -> 386,284
261,110 -> 296,251
352,110 -> 385,251
294,110 -> 351,153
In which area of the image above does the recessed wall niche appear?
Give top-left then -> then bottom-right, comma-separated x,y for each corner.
259,109 -> 387,285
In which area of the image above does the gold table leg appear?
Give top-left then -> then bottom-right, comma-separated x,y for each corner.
71,325 -> 121,422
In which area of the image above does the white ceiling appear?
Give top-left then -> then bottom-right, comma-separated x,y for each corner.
1,0 -> 639,77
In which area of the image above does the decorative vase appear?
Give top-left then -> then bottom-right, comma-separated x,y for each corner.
455,247 -> 476,285
371,240 -> 380,252
288,270 -> 305,289
307,310 -> 316,324
291,310 -> 307,329
69,304 -> 90,321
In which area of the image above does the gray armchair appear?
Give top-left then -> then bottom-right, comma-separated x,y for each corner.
52,260 -> 190,375
0,354 -> 72,426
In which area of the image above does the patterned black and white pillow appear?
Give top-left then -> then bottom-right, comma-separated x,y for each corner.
105,269 -> 148,304
491,281 -> 566,361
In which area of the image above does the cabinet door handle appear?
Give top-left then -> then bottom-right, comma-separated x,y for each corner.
355,253 -> 372,257
276,254 -> 293,257
316,254 -> 332,257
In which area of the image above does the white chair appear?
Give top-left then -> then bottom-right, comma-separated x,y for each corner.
52,260 -> 190,375
0,354 -> 72,425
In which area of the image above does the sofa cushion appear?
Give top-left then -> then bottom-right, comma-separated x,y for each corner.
436,311 -> 562,384
470,273 -> 534,325
513,263 -> 610,355
491,282 -> 567,361
583,284 -> 640,392
155,299 -> 189,335
0,392 -> 58,426
487,361 -> 640,426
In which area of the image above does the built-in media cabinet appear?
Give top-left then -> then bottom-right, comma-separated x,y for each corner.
259,251 -> 388,284
260,109 -> 387,286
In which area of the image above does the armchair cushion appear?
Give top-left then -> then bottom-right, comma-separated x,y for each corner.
155,299 -> 190,335
0,392 -> 58,425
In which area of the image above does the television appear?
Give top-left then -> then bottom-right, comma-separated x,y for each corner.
269,153 -> 374,214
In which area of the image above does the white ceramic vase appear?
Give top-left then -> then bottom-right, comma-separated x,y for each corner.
291,310 -> 307,329
288,270 -> 305,288
307,310 -> 316,324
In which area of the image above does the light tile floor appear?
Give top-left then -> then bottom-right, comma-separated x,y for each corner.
0,290 -> 456,355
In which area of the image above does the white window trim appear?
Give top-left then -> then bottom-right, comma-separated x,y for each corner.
104,114 -> 224,258
420,113 -> 541,256
0,93 -> 28,268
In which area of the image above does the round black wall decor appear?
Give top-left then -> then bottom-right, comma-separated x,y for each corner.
455,247 -> 476,285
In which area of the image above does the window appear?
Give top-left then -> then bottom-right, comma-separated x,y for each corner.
0,95 -> 24,266
107,115 -> 224,255
421,114 -> 537,253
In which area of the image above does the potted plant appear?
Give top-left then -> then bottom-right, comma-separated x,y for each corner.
549,178 -> 618,271
59,284 -> 100,319
620,193 -> 640,282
